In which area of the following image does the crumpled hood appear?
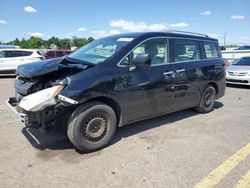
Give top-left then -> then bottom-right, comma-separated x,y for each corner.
16,57 -> 64,78
227,65 -> 250,72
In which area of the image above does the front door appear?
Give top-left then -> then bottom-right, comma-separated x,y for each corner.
121,38 -> 176,122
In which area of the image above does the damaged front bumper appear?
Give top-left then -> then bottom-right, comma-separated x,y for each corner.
6,96 -> 74,131
6,97 -> 29,125
6,84 -> 79,128
6,94 -> 78,129
6,97 -> 51,126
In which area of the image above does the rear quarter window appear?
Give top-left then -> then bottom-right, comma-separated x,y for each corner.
203,42 -> 220,58
36,51 -> 42,55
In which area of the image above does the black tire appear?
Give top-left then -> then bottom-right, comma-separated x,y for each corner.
67,101 -> 117,152
195,85 -> 216,113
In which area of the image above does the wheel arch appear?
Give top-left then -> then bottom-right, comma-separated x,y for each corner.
79,96 -> 122,127
207,82 -> 219,96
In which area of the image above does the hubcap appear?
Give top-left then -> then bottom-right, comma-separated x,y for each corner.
204,92 -> 213,107
83,114 -> 107,142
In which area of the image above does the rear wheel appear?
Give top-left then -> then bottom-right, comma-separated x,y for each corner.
67,102 -> 117,152
195,86 -> 216,113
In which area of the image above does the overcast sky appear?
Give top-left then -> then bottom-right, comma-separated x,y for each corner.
0,0 -> 249,44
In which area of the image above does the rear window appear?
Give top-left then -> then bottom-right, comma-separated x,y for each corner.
174,39 -> 200,62
203,42 -> 220,58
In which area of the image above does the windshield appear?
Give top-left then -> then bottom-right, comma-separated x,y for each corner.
68,36 -> 134,64
233,57 -> 250,66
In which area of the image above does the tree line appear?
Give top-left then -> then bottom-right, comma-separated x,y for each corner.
1,36 -> 95,50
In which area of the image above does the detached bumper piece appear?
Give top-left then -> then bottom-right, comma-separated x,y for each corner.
6,97 -> 29,125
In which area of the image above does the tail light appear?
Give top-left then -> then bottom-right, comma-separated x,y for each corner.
223,59 -> 230,68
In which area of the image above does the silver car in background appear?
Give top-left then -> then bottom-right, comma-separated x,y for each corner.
226,57 -> 250,85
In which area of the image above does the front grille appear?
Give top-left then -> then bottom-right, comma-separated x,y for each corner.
227,71 -> 248,76
226,79 -> 249,83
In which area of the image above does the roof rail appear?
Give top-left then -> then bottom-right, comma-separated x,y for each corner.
167,30 -> 209,38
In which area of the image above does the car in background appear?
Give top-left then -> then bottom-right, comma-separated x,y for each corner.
44,50 -> 72,59
0,49 -> 44,75
0,44 -> 20,49
236,45 -> 250,50
226,57 -> 250,85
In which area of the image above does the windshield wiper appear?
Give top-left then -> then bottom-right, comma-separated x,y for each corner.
65,56 -> 96,66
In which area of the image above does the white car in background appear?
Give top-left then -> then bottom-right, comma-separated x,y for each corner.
0,49 -> 44,75
226,57 -> 250,85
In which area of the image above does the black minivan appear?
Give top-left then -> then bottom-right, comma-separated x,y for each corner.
8,31 -> 226,152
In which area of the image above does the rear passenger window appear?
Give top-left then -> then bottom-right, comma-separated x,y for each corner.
10,51 -> 22,57
203,42 -> 219,58
174,39 -> 200,62
5,51 -> 15,58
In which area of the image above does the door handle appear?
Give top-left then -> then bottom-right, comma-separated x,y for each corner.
163,71 -> 174,75
176,68 -> 185,73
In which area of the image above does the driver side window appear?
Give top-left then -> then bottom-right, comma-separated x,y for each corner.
120,38 -> 168,66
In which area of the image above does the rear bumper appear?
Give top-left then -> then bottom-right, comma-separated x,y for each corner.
215,77 -> 226,100
5,97 -> 29,125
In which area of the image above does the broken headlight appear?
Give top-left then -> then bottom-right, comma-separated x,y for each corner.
18,85 -> 64,112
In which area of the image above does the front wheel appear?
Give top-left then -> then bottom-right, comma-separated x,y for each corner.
195,86 -> 216,113
67,102 -> 117,152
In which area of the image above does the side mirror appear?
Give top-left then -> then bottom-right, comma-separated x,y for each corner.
133,54 -> 151,67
